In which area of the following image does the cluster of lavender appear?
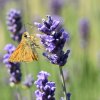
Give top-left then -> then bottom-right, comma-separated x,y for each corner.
23,74 -> 34,88
34,15 -> 70,66
6,9 -> 23,42
35,71 -> 56,100
3,44 -> 22,85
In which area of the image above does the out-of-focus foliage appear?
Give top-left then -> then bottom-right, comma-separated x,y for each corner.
0,0 -> 100,100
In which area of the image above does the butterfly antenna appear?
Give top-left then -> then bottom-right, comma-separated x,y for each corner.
27,23 -> 34,29
23,24 -> 26,32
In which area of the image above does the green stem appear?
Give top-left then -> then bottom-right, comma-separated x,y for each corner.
23,63 -> 32,100
59,66 -> 67,100
15,86 -> 22,100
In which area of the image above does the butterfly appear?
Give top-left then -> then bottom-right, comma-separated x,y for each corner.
9,32 -> 39,62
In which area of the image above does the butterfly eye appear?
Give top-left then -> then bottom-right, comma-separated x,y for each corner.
24,34 -> 27,38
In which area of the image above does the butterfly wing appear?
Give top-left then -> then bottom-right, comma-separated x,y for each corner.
22,43 -> 38,62
9,41 -> 38,62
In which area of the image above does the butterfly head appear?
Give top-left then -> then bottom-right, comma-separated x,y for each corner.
22,32 -> 30,39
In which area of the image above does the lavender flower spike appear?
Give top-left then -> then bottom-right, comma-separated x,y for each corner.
34,71 -> 56,100
3,44 -> 22,85
6,9 -> 23,42
34,15 -> 70,99
34,15 -> 70,66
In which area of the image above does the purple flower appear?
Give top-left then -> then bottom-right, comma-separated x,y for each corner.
35,71 -> 50,90
34,71 -> 56,100
4,43 -> 16,54
3,44 -> 22,85
34,15 -> 60,35
50,0 -> 64,15
37,71 -> 50,79
79,18 -> 89,38
6,9 -> 23,42
67,93 -> 71,100
35,90 -> 43,100
23,74 -> 34,88
79,18 -> 90,48
34,15 -> 70,66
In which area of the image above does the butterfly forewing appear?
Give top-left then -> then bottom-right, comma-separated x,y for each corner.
9,42 -> 23,62
9,34 -> 38,62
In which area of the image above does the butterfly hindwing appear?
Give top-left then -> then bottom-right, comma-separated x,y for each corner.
22,43 -> 38,62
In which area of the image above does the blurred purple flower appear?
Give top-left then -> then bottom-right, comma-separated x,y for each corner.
4,43 -> 16,54
34,15 -> 70,66
3,44 -> 22,85
50,0 -> 64,15
34,71 -> 56,100
79,18 -> 90,48
6,9 -> 23,42
23,74 -> 34,88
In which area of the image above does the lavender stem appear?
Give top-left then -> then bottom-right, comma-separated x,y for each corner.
59,66 -> 67,100
15,86 -> 22,100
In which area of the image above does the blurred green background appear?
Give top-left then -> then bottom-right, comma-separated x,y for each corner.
0,0 -> 100,100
